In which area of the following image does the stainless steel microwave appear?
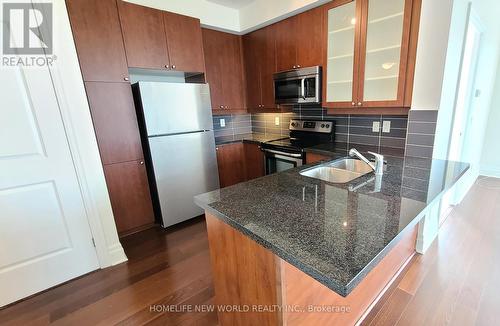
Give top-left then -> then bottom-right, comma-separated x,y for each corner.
273,66 -> 322,105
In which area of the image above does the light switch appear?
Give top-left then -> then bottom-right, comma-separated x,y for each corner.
372,121 -> 380,132
275,116 -> 280,126
382,121 -> 391,133
219,119 -> 226,128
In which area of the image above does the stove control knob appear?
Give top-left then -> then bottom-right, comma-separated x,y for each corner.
321,124 -> 325,128
325,124 -> 330,128
291,122 -> 296,127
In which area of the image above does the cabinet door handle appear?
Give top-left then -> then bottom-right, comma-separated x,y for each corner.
225,106 -> 229,109
164,64 -> 169,69
172,65 -> 176,69
292,65 -> 297,69
297,65 -> 301,68
352,102 -> 356,106
124,77 -> 129,81
140,161 -> 144,165
358,102 -> 362,106
219,105 -> 224,109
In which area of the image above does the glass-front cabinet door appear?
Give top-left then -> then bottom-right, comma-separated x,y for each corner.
325,0 -> 414,108
325,0 -> 360,108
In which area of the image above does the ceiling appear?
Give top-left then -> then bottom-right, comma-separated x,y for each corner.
206,0 -> 256,9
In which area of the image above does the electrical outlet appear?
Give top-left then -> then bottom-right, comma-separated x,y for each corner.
219,119 -> 226,128
275,116 -> 280,126
372,121 -> 380,132
382,121 -> 391,133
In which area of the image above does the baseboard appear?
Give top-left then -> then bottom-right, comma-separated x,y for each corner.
480,165 -> 500,178
107,243 -> 128,266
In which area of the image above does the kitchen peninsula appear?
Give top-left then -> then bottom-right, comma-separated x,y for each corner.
195,150 -> 469,325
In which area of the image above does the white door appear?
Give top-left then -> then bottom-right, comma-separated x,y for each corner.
0,53 -> 99,307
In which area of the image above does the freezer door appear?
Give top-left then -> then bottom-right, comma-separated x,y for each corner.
138,82 -> 213,136
148,131 -> 220,227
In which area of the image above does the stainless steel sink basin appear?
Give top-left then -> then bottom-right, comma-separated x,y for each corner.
300,158 -> 374,183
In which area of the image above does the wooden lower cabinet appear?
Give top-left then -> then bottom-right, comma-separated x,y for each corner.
306,152 -> 331,164
103,160 -> 155,235
244,143 -> 265,180
216,142 -> 265,188
216,143 -> 247,188
206,212 -> 417,326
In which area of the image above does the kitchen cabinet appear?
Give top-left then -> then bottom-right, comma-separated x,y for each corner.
202,29 -> 245,113
85,82 -> 143,165
216,143 -> 247,188
244,143 -> 265,180
276,7 -> 324,72
66,0 -> 129,82
163,12 -> 205,73
242,25 -> 277,111
306,152 -> 331,164
324,0 -> 418,110
103,160 -> 155,235
117,1 -> 205,73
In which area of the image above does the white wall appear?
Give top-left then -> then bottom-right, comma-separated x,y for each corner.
411,0 -> 453,110
124,0 -> 240,32
125,0 -> 329,34
481,66 -> 500,176
238,0 -> 330,33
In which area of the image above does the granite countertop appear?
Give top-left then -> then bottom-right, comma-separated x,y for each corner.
215,133 -> 283,146
195,151 -> 469,297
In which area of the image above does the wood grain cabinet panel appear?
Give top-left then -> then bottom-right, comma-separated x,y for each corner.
202,29 -> 245,112
244,143 -> 264,180
243,25 -> 277,111
117,1 -> 169,70
103,160 -> 155,234
275,16 -> 298,72
85,82 -> 143,165
242,32 -> 263,110
66,0 -> 129,82
163,12 -> 205,73
296,7 -> 324,69
216,143 -> 247,188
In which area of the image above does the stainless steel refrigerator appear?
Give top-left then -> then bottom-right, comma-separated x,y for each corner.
132,82 -> 220,228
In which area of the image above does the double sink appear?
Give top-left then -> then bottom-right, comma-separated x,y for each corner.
300,158 -> 374,184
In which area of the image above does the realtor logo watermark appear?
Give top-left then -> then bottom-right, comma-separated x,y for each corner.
2,2 -> 56,67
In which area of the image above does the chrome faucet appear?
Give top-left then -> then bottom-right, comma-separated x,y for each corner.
349,148 -> 384,175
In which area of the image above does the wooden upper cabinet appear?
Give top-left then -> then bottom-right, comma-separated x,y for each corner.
275,7 -> 323,72
117,1 -> 169,70
296,7 -> 324,69
243,25 -> 276,111
276,16 -> 298,72
117,1 -> 205,73
66,0 -> 129,82
242,31 -> 262,110
85,82 -> 143,165
324,0 -> 418,110
259,25 -> 277,109
202,29 -> 245,112
163,12 -> 205,73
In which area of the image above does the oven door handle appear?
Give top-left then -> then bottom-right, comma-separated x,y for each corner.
262,148 -> 303,158
300,78 -> 306,99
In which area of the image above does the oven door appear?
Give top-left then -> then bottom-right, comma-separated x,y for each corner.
263,149 -> 304,175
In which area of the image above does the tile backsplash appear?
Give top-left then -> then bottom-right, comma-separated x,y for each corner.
252,107 -> 409,158
213,114 -> 252,143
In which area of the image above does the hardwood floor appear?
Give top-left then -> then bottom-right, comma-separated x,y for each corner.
364,177 -> 500,326
1,177 -> 499,325
0,217 -> 217,326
